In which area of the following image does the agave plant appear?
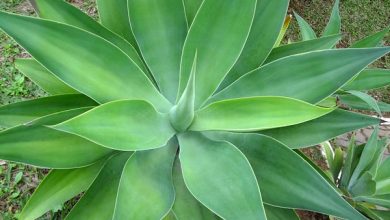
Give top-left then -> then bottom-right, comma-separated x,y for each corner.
321,128 -> 390,220
0,0 -> 389,219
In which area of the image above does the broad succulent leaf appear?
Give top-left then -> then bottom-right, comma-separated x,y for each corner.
178,0 -> 257,108
260,109 -> 381,148
293,11 -> 317,41
0,12 -> 171,111
114,141 -> 177,219
15,59 -> 78,95
264,205 -> 299,220
350,172 -> 377,197
19,161 -> 106,220
220,0 -> 289,89
191,97 -> 334,131
210,48 -> 390,104
96,0 -> 138,48
65,152 -> 133,219
0,94 -> 96,128
264,34 -> 341,64
178,132 -> 266,219
343,69 -> 390,91
351,27 -> 389,48
53,100 -> 175,151
0,108 -> 112,168
322,0 -> 341,37
182,0 -> 203,26
205,132 -> 366,220
128,0 -> 187,102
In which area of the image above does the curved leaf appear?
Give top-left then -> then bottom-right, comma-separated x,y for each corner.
65,152 -> 132,220
346,91 -> 382,116
0,108 -> 113,168
96,0 -> 138,48
172,158 -> 219,220
339,94 -> 390,112
343,69 -> 390,91
322,0 -> 341,36
128,0 -> 187,102
113,141 -> 177,219
191,97 -> 334,132
19,160 -> 106,220
264,35 -> 341,64
183,0 -> 203,26
274,15 -> 292,47
0,94 -> 96,128
15,58 -> 77,95
178,0 -> 256,108
205,132 -> 366,220
30,0 -> 148,76
260,109 -> 381,148
178,132 -> 266,220
0,12 -> 170,111
220,0 -> 289,89
52,100 -> 175,151
211,48 -> 390,104
351,27 -> 389,48
293,11 -> 317,41
264,205 -> 299,220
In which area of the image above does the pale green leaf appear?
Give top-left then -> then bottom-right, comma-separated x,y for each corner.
343,69 -> 390,91
260,109 -> 381,149
339,94 -> 390,112
0,108 -> 113,168
264,205 -> 299,220
355,194 -> 390,209
128,0 -> 187,102
52,100 -> 175,151
178,132 -> 266,219
182,0 -> 203,26
0,94 -> 96,128
0,12 -> 170,112
351,27 -> 389,48
220,0 -> 289,89
264,35 -> 341,64
340,136 -> 359,190
350,172 -> 376,197
19,160 -> 106,220
15,58 -> 77,95
178,0 -> 256,108
172,158 -> 219,220
322,0 -> 341,36
65,152 -> 132,220
346,90 -> 382,116
205,132 -> 366,220
293,11 -> 317,41
113,141 -> 177,219
333,148 -> 345,183
211,48 -> 390,104
191,97 -> 334,132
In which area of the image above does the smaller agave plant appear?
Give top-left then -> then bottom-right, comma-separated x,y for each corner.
0,0 -> 389,219
321,128 -> 390,220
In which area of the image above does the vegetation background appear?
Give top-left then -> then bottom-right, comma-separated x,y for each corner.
0,0 -> 388,219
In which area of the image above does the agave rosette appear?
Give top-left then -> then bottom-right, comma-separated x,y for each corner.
0,0 -> 389,219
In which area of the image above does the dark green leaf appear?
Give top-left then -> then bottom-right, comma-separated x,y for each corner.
343,69 -> 390,91
183,0 -> 203,26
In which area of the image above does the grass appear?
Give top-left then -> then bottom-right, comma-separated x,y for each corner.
0,0 -> 389,219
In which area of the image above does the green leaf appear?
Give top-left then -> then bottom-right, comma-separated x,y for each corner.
128,0 -> 187,102
340,136 -> 358,190
343,69 -> 390,91
367,208 -> 390,220
53,100 -> 175,151
30,0 -> 148,76
339,94 -> 390,112
0,108 -> 113,168
205,132 -> 366,220
178,132 -> 266,219
293,11 -> 317,41
317,96 -> 338,108
183,0 -> 203,26
191,97 -> 334,132
322,0 -> 341,36
0,94 -> 96,128
264,35 -> 341,64
15,59 -> 77,95
211,48 -> 390,104
355,194 -> 390,209
375,158 -> 390,195
346,90 -> 382,116
172,158 -> 219,220
350,172 -> 376,197
95,0 -> 138,48
0,12 -> 170,112
220,0 -> 289,89
114,141 -> 177,219
259,109 -> 381,148
274,14 -> 292,47
19,160 -> 106,220
351,27 -> 389,48
65,152 -> 132,220
264,205 -> 299,220
178,0 -> 257,108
